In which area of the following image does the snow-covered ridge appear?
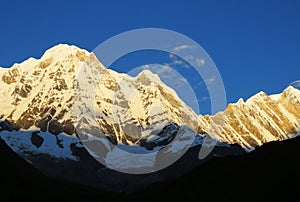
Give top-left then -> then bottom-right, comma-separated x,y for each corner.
199,86 -> 300,149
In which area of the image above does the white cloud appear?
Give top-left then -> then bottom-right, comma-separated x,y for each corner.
205,77 -> 215,85
196,58 -> 205,66
172,45 -> 194,52
169,52 -> 205,69
168,53 -> 191,69
144,64 -> 189,89
176,55 -> 203,68
160,64 -> 173,73
173,59 -> 184,65
184,55 -> 195,61
186,56 -> 205,67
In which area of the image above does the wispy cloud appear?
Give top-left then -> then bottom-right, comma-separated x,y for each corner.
168,53 -> 191,69
196,58 -> 205,66
205,77 -> 215,85
171,54 -> 205,68
173,59 -> 183,65
172,45 -> 194,52
142,64 -> 189,89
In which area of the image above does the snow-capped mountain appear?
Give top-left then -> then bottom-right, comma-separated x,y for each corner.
199,86 -> 300,150
0,44 -> 200,146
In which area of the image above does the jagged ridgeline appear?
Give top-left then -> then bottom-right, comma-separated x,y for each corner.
0,44 -> 300,151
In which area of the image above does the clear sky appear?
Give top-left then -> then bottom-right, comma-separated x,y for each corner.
0,0 -> 300,114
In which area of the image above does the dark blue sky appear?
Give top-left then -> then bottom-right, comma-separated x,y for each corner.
1,0 -> 299,114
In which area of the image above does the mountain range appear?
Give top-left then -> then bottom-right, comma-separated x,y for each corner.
0,44 -> 299,192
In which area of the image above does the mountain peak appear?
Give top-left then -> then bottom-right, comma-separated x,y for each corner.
41,44 -> 90,64
283,85 -> 300,96
246,91 -> 268,104
136,70 -> 161,84
44,44 -> 88,55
